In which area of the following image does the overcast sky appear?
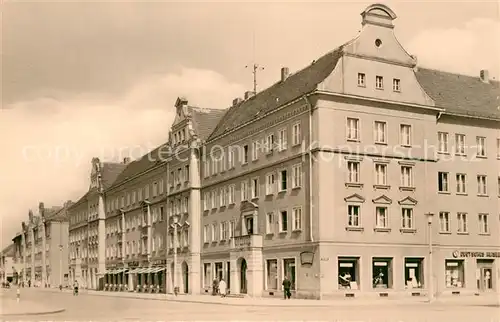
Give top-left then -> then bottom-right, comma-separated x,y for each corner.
1,0 -> 499,248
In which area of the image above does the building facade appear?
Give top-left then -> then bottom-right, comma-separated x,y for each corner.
11,202 -> 71,287
68,158 -> 126,289
0,244 -> 15,284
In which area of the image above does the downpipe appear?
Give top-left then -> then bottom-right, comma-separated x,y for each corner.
302,95 -> 314,243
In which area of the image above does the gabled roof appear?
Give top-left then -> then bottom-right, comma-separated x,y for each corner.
46,204 -> 70,222
101,162 -> 127,189
1,243 -> 15,257
208,47 -> 345,141
416,68 -> 500,120
189,107 -> 227,141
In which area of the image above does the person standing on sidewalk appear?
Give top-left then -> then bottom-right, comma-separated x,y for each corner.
219,278 -> 227,298
282,276 -> 291,300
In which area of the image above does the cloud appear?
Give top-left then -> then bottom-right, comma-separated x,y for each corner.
406,18 -> 500,78
0,68 -> 245,247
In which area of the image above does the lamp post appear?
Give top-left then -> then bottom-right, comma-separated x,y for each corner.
425,212 -> 434,303
59,245 -> 63,288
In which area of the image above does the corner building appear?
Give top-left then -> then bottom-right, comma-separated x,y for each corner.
199,3 -> 500,299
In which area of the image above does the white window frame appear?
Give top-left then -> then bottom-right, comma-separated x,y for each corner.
374,163 -> 387,186
392,78 -> 401,92
478,213 -> 489,234
265,133 -> 275,154
455,134 -> 466,155
374,121 -> 387,144
399,124 -> 412,146
292,122 -> 301,146
292,164 -> 302,189
265,173 -> 276,195
347,161 -> 360,183
375,206 -> 388,228
456,173 -> 466,194
438,172 -> 449,193
401,208 -> 413,229
250,177 -> 259,199
252,141 -> 260,161
438,132 -> 449,153
476,136 -> 486,157
477,175 -> 487,195
357,73 -> 366,87
375,75 -> 384,89
279,209 -> 288,233
439,212 -> 450,233
292,206 -> 302,231
400,166 -> 414,188
457,212 -> 468,233
266,212 -> 275,234
346,117 -> 360,141
278,128 -> 288,151
347,204 -> 361,228
241,181 -> 248,201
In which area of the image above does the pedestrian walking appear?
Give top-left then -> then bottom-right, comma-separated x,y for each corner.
73,280 -> 79,296
282,276 -> 292,299
212,278 -> 219,296
16,285 -> 21,303
219,278 -> 227,297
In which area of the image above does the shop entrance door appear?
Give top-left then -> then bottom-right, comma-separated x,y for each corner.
476,259 -> 494,292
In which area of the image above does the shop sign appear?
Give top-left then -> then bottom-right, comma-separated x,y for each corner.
151,259 -> 166,266
127,261 -> 139,268
452,250 -> 500,258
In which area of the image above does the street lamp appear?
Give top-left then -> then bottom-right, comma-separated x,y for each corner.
59,245 -> 63,288
171,215 -> 179,295
425,212 -> 434,303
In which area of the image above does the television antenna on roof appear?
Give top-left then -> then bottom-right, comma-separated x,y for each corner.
245,29 -> 264,94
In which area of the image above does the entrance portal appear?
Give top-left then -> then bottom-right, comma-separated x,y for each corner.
182,262 -> 189,294
476,259 -> 494,292
239,258 -> 247,294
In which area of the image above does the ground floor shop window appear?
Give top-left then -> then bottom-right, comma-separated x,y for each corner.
476,259 -> 494,291
372,258 -> 393,289
338,257 -> 359,290
203,263 -> 211,287
445,260 -> 464,288
266,259 -> 278,290
404,258 -> 423,289
283,258 -> 296,290
215,262 -> 223,281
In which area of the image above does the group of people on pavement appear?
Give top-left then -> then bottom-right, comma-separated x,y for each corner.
211,275 -> 293,300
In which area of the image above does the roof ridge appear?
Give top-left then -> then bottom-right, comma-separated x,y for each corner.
419,66 -> 499,83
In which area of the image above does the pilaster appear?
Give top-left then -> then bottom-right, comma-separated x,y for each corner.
41,223 -> 46,287
30,228 -> 35,283
247,250 -> 263,297
21,230 -> 26,282
97,193 -> 106,277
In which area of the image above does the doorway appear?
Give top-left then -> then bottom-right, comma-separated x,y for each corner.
182,262 -> 189,294
476,259 -> 494,292
245,216 -> 254,235
226,261 -> 231,291
239,258 -> 247,294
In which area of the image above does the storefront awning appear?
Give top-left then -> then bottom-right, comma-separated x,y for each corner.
150,267 -> 166,273
114,268 -> 128,274
105,269 -> 115,274
129,267 -> 145,274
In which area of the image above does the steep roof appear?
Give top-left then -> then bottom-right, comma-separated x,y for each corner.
101,162 -> 127,189
109,108 -> 226,189
189,107 -> 227,141
46,204 -> 70,222
1,243 -> 15,257
416,68 -> 500,120
208,47 -> 345,141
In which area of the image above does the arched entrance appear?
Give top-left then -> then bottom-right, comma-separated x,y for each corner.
181,262 -> 189,294
238,258 -> 247,294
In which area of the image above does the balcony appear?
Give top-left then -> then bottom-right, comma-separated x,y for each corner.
230,234 -> 263,249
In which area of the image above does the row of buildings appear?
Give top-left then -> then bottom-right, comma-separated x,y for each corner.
7,4 -> 500,299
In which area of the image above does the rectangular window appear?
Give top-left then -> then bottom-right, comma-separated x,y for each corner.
457,212 -> 467,233
251,178 -> 259,199
242,145 -> 249,164
392,78 -> 401,92
438,172 -> 449,192
374,121 -> 386,144
241,181 -> 248,201
280,210 -> 288,232
184,165 -> 190,182
455,134 -> 466,155
456,174 -> 466,194
445,260 -> 465,288
265,134 -> 275,153
203,263 -> 211,288
400,124 -> 412,146
372,258 -> 393,289
338,257 -> 359,290
228,185 -> 236,204
292,164 -> 302,188
401,166 -> 413,188
405,258 -> 424,289
228,148 -> 236,169
265,173 -> 275,195
252,141 -> 259,161
347,118 -> 360,141
438,132 -> 449,153
210,190 -> 217,209
278,128 -> 288,151
479,213 -> 489,234
401,208 -> 413,229
203,225 -> 209,243
211,158 -> 218,175
347,161 -> 360,183
279,169 -> 288,192
497,138 -> 500,158
229,221 -> 235,238
477,175 -> 487,195
292,122 -> 301,146
374,163 -> 387,185
439,212 -> 450,232
266,212 -> 274,234
283,258 -> 296,290
211,223 -> 217,241
375,76 -> 384,89
375,207 -> 388,228
266,259 -> 278,290
347,205 -> 360,227
476,136 -> 486,157
292,207 -> 302,231
357,73 -> 365,87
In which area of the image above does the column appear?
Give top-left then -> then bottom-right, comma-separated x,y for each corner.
30,227 -> 35,285
247,250 -> 263,297
41,221 -> 46,288
229,257 -> 238,294
360,256 -> 371,292
188,147 -> 201,294
97,193 -> 106,283
392,256 -> 403,291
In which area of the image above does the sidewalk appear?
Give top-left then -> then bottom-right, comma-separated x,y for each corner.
0,291 -> 65,317
30,287 -> 500,308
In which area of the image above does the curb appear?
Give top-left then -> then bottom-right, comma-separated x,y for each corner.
0,308 -> 66,317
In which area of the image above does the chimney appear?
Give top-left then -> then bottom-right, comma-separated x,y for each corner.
232,98 -> 243,106
123,157 -> 131,164
281,67 -> 289,82
244,91 -> 254,100
480,69 -> 489,83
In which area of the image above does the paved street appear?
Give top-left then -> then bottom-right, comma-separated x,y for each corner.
1,288 -> 499,321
